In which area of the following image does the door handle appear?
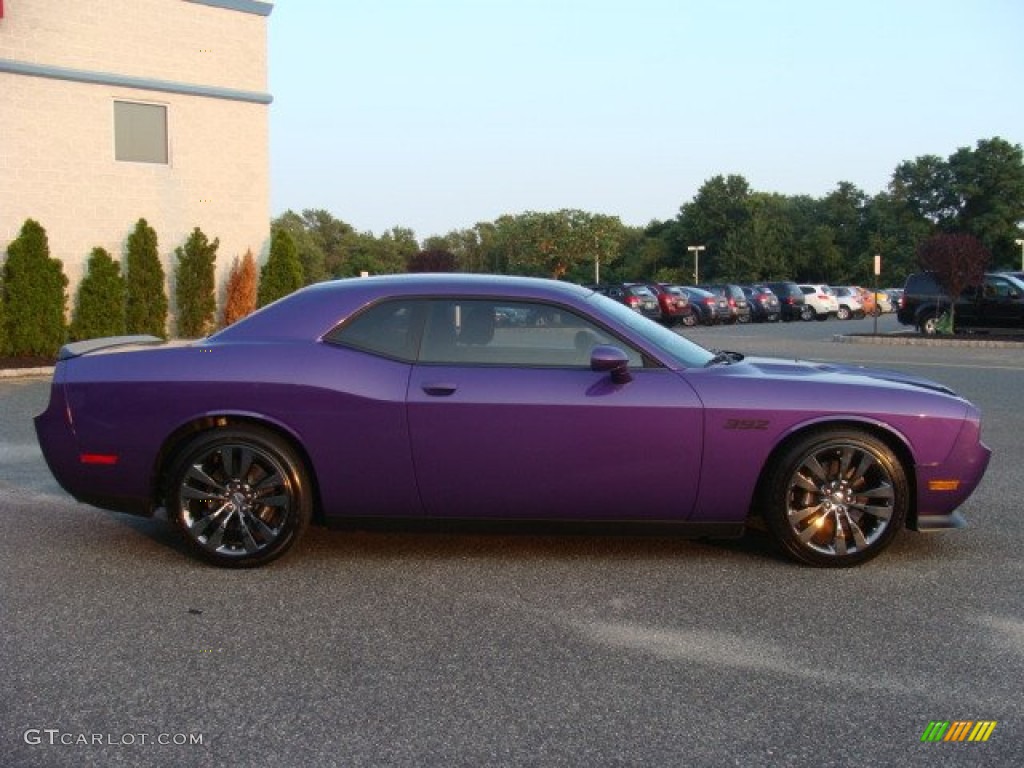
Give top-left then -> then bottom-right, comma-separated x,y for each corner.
422,382 -> 458,397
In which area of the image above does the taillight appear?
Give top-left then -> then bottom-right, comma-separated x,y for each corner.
626,295 -> 639,308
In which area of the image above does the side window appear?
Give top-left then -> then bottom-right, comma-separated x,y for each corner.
418,299 -> 643,368
324,300 -> 421,361
985,276 -> 1011,298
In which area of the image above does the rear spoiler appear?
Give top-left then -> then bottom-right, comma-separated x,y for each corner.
58,335 -> 164,361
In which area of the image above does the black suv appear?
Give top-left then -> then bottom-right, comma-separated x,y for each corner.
897,271 -> 1024,334
765,281 -> 807,321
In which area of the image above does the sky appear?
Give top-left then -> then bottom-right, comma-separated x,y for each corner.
268,0 -> 1024,240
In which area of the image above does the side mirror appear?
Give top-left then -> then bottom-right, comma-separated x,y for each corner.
590,345 -> 633,384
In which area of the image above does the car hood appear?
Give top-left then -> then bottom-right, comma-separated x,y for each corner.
734,356 -> 959,397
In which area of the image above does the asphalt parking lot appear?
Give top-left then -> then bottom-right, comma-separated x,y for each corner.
2,314 -> 1022,768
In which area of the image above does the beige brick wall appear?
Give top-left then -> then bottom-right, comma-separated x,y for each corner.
0,0 -> 268,94
0,0 -> 271,331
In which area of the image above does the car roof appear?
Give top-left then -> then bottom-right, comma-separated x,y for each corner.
211,274 -> 597,342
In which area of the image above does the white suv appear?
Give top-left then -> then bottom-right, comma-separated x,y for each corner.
831,286 -> 865,320
797,284 -> 839,320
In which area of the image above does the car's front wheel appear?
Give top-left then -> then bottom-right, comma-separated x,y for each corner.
761,429 -> 908,567
918,312 -> 946,335
167,425 -> 312,567
836,305 -> 851,320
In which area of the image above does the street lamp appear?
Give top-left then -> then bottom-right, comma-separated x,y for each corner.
1016,239 -> 1024,271
687,245 -> 705,284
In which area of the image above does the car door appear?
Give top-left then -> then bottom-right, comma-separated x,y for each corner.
406,298 -> 703,521
978,275 -> 1024,328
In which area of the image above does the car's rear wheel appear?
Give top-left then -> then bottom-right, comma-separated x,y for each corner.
800,305 -> 815,321
168,426 -> 311,567
762,429 -> 908,567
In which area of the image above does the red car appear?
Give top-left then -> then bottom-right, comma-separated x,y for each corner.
647,283 -> 696,326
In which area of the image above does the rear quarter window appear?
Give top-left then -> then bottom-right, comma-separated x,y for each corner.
324,300 -> 421,361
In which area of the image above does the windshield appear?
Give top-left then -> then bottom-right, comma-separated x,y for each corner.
1004,274 -> 1024,292
587,292 -> 715,368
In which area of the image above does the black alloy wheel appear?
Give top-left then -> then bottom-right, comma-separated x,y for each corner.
168,426 -> 312,567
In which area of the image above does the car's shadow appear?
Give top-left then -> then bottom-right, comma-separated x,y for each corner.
113,511 -> 790,568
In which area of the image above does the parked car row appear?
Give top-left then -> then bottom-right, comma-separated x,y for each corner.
592,281 -> 895,326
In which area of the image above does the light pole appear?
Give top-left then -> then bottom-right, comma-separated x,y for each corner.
1016,239 -> 1024,271
687,245 -> 705,284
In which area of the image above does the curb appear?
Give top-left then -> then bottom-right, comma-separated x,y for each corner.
0,367 -> 55,379
834,333 -> 1024,349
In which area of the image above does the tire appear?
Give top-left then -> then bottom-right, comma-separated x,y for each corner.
167,425 -> 312,567
836,305 -> 851,320
919,312 -> 943,335
800,305 -> 815,321
761,429 -> 908,567
681,312 -> 697,327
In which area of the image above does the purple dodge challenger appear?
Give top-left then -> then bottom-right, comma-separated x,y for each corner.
35,274 -> 990,568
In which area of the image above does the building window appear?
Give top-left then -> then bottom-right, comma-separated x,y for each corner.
114,101 -> 168,164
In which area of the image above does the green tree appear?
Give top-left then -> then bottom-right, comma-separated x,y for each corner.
817,182 -> 869,281
491,209 -> 623,280
948,137 -> 1024,266
300,208 -> 355,278
613,222 -> 675,282
747,193 -> 795,280
862,191 -> 930,283
0,268 -> 7,355
889,154 -> 956,227
124,218 -> 168,338
258,228 -> 304,307
70,247 -> 125,341
174,227 -> 219,338
2,219 -> 68,357
272,210 -> 329,284
676,175 -> 752,281
423,228 -> 493,273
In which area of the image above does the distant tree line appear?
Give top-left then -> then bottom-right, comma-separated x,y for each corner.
274,136 -> 1023,288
